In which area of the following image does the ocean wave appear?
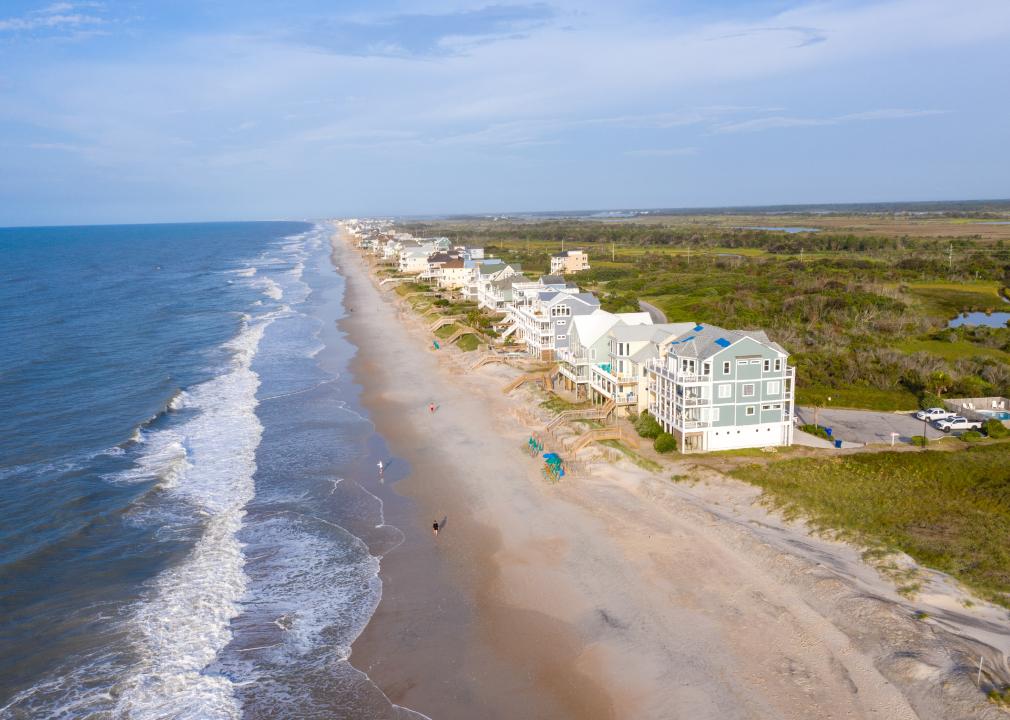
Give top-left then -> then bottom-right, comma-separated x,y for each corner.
109,318 -> 270,718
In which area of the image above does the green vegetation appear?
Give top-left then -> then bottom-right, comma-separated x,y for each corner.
961,430 -> 984,442
600,439 -> 662,471
455,334 -> 480,352
910,435 -> 929,447
540,394 -> 590,414
402,218 -> 1010,410
984,418 -> 1009,438
653,433 -> 678,453
731,444 -> 1010,606
634,411 -> 663,439
799,424 -> 831,440
989,686 -> 1010,707
434,324 -> 459,339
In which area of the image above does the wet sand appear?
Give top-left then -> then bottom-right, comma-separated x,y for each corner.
335,224 -> 1010,720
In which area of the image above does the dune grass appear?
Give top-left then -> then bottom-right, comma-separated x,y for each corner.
731,444 -> 1010,606
796,385 -> 919,411
455,333 -> 480,352
434,324 -> 459,339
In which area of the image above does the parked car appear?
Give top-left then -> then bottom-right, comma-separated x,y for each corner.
933,416 -> 983,433
915,407 -> 952,422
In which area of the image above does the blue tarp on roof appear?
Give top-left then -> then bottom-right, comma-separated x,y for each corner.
714,337 -> 731,348
693,325 -> 704,332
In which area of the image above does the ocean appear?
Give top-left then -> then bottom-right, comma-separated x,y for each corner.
0,222 -> 419,719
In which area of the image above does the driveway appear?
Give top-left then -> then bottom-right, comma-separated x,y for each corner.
639,300 -> 668,324
796,407 -> 947,446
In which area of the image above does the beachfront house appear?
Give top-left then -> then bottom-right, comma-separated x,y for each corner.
550,249 -> 590,275
462,258 -> 505,302
477,264 -> 523,311
558,311 -> 653,399
646,325 -> 794,453
506,284 -> 600,361
398,247 -> 431,274
588,322 -> 696,416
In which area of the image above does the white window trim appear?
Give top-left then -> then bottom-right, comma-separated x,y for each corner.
766,381 -> 780,394
718,384 -> 732,399
763,359 -> 770,372
722,361 -> 731,374
745,406 -> 756,416
774,358 -> 782,371
742,383 -> 755,397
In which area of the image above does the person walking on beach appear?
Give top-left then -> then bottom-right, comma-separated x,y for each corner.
432,520 -> 439,537
376,460 -> 383,476
429,403 -> 436,414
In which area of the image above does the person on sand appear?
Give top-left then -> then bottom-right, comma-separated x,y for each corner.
376,460 -> 383,476
429,403 -> 436,414
432,520 -> 439,537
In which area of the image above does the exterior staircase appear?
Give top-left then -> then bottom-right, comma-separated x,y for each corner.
545,399 -> 616,431
503,367 -> 557,394
566,426 -> 640,454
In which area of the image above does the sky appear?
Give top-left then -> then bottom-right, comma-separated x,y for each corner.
0,0 -> 1009,225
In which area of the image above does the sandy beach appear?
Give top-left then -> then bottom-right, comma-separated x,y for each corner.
334,223 -> 1009,720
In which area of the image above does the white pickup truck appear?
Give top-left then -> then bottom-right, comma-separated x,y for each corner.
915,407 -> 952,422
933,416 -> 983,433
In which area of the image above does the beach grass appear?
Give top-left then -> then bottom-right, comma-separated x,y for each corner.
434,324 -> 459,339
455,333 -> 480,352
731,444 -> 1010,606
599,439 -> 663,472
539,394 -> 591,414
894,338 -> 1010,362
796,385 -> 919,411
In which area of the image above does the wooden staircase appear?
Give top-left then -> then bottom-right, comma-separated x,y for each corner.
503,368 -> 557,394
566,426 -> 640,454
545,399 -> 616,431
444,326 -> 479,345
429,315 -> 465,332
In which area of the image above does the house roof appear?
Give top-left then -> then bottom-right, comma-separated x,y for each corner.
663,324 -> 787,359
571,312 -> 621,348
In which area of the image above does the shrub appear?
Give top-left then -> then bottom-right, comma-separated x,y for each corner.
961,430 -> 984,442
800,423 -> 831,440
910,435 -> 929,447
654,433 -> 678,453
918,392 -> 945,411
635,411 -> 663,439
983,418 -> 1010,439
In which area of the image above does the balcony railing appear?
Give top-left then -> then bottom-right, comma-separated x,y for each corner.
681,396 -> 710,406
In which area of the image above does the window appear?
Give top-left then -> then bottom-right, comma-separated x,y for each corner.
742,384 -> 755,397
745,406 -> 756,416
737,359 -> 747,367
766,381 -> 780,395
763,359 -> 770,372
749,359 -> 761,365
710,408 -> 720,422
761,405 -> 771,411
557,335 -> 566,341
556,319 -> 565,325
722,361 -> 731,374
718,384 -> 732,399
774,358 -> 782,371
703,362 -> 711,375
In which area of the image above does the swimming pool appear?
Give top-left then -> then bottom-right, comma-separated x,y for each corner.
978,410 -> 1010,420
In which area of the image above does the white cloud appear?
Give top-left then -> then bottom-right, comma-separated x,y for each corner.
623,147 -> 699,157
0,2 -> 105,33
713,108 -> 949,134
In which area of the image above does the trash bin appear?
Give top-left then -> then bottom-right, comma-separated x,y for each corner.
834,439 -> 842,449
825,427 -> 832,436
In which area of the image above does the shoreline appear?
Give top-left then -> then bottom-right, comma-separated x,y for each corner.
333,222 -> 1010,720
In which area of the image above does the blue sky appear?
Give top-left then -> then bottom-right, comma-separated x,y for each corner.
0,0 -> 1008,225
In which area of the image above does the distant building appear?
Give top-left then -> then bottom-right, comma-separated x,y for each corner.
550,249 -> 590,275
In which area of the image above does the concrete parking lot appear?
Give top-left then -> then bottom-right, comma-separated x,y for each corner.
796,407 -> 947,446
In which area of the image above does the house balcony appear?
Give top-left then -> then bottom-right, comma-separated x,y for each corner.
680,396 -> 710,407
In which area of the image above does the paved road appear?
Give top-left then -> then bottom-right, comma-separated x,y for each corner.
796,406 -> 947,446
639,300 -> 667,324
